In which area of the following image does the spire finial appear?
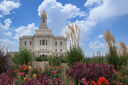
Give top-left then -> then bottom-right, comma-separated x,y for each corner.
41,10 -> 47,17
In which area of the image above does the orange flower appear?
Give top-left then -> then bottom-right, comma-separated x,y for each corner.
85,81 -> 97,85
121,66 -> 124,69
120,76 -> 123,80
97,77 -> 109,85
12,69 -> 17,74
113,69 -> 117,74
28,62 -> 31,65
18,65 -> 22,70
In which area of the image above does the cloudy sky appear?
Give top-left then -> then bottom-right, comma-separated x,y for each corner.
0,0 -> 128,56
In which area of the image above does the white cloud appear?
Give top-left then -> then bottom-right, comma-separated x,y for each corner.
38,0 -> 85,36
0,0 -> 20,17
84,0 -> 103,7
0,38 -> 18,51
0,14 -> 3,18
97,34 -> 104,39
89,40 -> 106,49
14,23 -> 38,39
85,0 -> 128,22
4,31 -> 12,37
79,0 -> 128,41
0,18 -> 12,30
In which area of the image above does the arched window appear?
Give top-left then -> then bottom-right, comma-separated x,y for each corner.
40,40 -> 41,45
24,41 -> 27,45
42,54 -> 45,57
43,17 -> 45,23
60,41 -> 62,46
42,40 -> 45,45
55,41 -> 57,46
46,40 -> 47,45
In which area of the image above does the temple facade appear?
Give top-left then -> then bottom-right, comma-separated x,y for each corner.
19,10 -> 67,57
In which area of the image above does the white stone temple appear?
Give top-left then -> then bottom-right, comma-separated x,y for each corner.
19,10 -> 67,57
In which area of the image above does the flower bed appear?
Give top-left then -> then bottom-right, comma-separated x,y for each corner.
0,62 -> 128,85
66,62 -> 114,82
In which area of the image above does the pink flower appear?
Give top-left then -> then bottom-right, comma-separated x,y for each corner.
81,78 -> 86,85
52,70 -> 57,74
20,72 -> 25,76
27,78 -> 31,81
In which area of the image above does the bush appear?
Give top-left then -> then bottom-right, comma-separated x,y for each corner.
13,48 -> 33,65
35,57 -> 48,62
0,51 -> 13,73
66,46 -> 84,66
0,73 -> 14,84
48,57 -> 62,66
84,56 -> 104,64
66,62 -> 114,83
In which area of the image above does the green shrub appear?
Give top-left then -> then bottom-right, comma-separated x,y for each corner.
35,57 -> 48,62
59,57 -> 66,63
66,45 -> 84,66
84,56 -> 103,63
48,57 -> 61,66
119,56 -> 127,66
13,48 -> 33,65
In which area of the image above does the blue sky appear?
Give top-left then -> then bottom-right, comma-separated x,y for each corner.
0,0 -> 128,56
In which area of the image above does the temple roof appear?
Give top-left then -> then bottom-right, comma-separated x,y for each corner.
41,10 -> 47,17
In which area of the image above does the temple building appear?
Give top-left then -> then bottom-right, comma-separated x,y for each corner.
19,10 -> 67,57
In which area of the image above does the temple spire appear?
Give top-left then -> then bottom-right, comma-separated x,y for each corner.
40,10 -> 47,27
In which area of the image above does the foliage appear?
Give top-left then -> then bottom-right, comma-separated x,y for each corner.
44,65 -> 64,78
11,62 -> 43,84
20,74 -> 62,85
35,56 -> 48,62
66,46 -> 84,66
84,56 -> 104,64
66,62 -> 114,83
13,48 -> 33,65
48,57 -> 62,66
0,72 -> 14,84
0,51 -> 13,73
112,66 -> 128,84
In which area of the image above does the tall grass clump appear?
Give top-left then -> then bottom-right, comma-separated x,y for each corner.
0,45 -> 14,73
119,42 -> 128,66
66,46 -> 84,66
13,48 -> 33,65
65,23 -> 84,66
104,30 -> 119,69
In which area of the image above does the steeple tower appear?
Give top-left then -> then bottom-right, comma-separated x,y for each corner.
40,10 -> 47,27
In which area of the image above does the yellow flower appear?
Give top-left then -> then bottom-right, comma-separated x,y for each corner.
24,77 -> 27,81
33,74 -> 37,78
28,65 -> 32,70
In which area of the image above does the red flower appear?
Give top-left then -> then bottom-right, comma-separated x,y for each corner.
18,65 -> 22,70
91,81 -> 97,85
85,81 -> 97,85
70,82 -> 74,85
97,77 -> 109,85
